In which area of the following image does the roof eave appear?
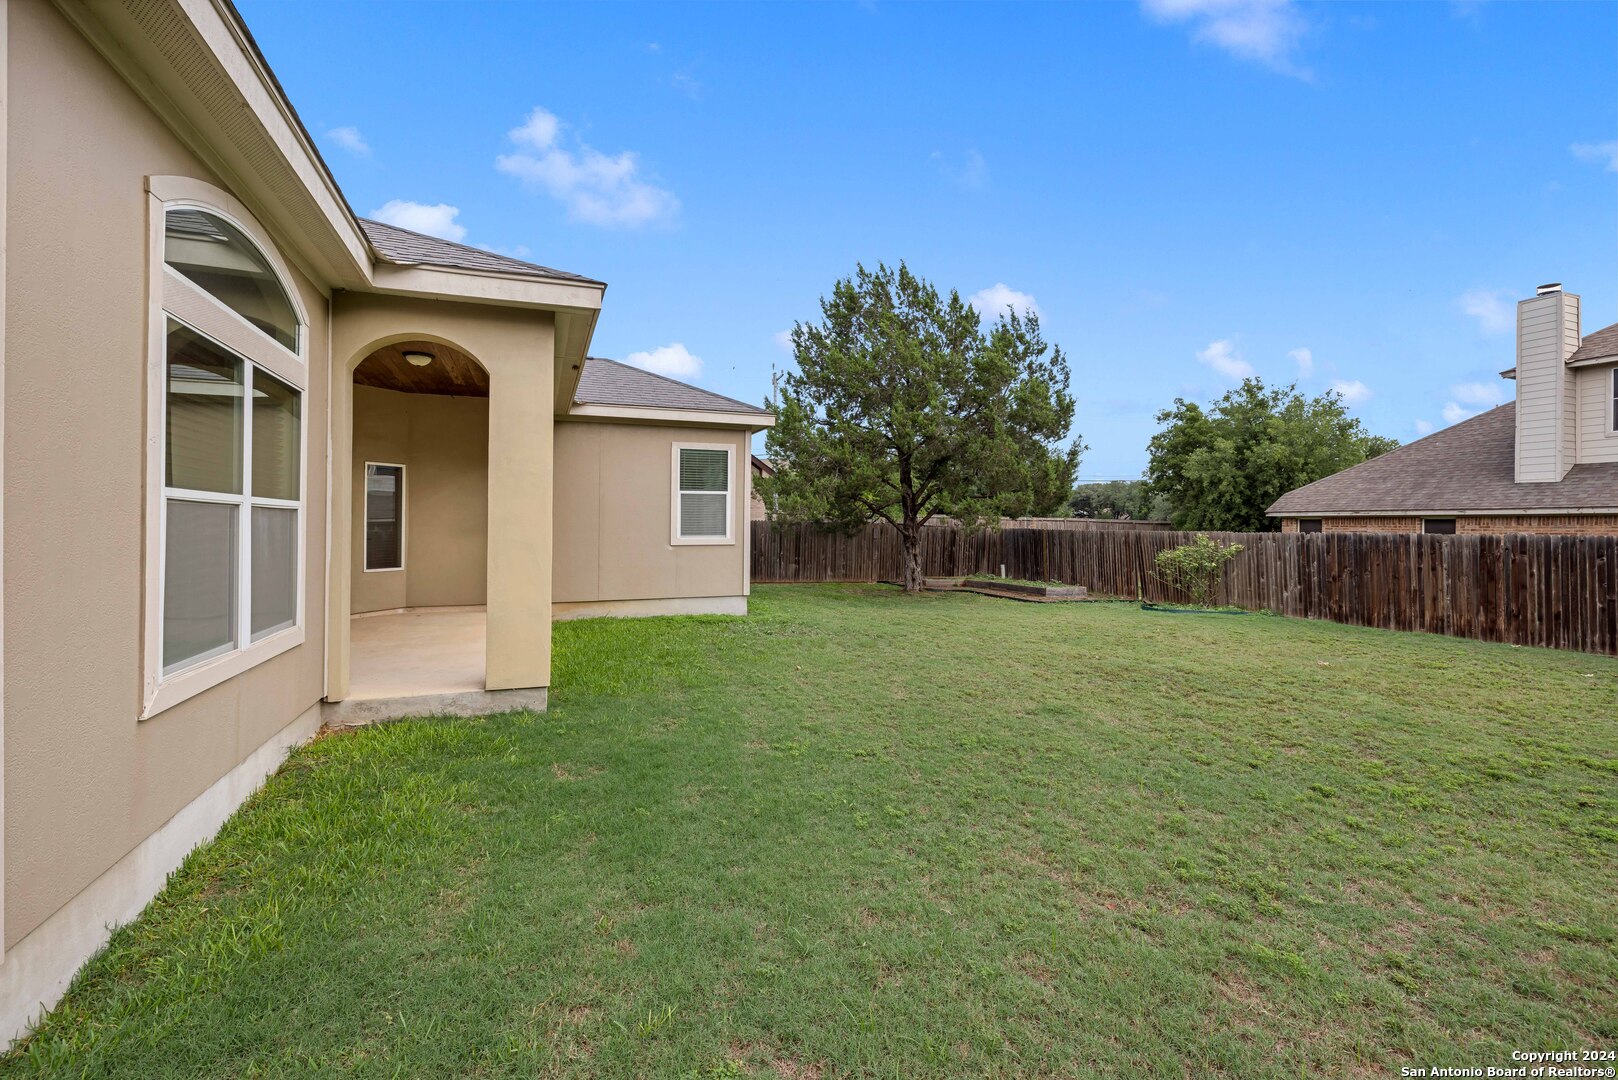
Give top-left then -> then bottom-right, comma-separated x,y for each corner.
368,263 -> 605,312
565,402 -> 776,429
67,0 -> 604,305
1271,507 -> 1618,518
1568,353 -> 1618,369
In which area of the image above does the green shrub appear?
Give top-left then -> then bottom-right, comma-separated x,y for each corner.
1154,533 -> 1244,607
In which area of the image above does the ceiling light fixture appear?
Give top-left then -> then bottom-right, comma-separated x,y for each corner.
403,351 -> 434,367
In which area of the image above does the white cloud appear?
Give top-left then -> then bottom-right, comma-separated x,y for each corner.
1451,380 -> 1505,407
496,106 -> 679,228
1457,287 -> 1513,334
1441,401 -> 1475,425
1195,339 -> 1255,380
478,242 -> 532,259
670,72 -> 703,99
1330,379 -> 1372,405
931,148 -> 989,189
1413,419 -> 1434,437
772,329 -> 794,353
1439,381 -> 1505,426
1570,140 -> 1618,172
1141,0 -> 1311,78
626,343 -> 702,380
969,283 -> 1041,322
327,126 -> 371,157
1288,346 -> 1314,376
369,199 -> 466,242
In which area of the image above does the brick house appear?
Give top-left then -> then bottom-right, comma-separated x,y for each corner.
1269,284 -> 1618,535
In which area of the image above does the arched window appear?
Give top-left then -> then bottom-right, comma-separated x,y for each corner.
145,178 -> 308,716
164,208 -> 299,351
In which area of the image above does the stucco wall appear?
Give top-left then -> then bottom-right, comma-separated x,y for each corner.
351,386 -> 489,614
554,422 -> 750,604
1280,515 -> 1618,535
4,1 -> 330,947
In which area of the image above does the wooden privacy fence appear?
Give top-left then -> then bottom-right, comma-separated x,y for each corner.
751,521 -> 1618,656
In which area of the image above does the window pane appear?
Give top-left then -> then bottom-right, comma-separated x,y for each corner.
165,209 -> 299,350
167,321 -> 243,494
679,448 -> 729,492
252,368 -> 301,501
365,464 -> 404,570
163,500 -> 237,673
680,492 -> 728,537
251,507 -> 298,641
1424,518 -> 1456,535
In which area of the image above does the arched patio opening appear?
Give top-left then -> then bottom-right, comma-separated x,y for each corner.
346,338 -> 491,704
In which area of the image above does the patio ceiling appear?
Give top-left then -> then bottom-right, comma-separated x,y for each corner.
354,340 -> 490,397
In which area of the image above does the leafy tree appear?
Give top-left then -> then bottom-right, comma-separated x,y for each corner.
761,262 -> 1082,592
1068,479 -> 1166,520
1146,378 -> 1397,532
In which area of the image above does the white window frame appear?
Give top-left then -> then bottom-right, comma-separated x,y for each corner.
1610,367 -> 1617,434
143,176 -> 309,720
363,462 -> 407,573
671,442 -> 735,546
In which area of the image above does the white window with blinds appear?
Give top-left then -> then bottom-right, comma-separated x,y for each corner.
143,178 -> 308,718
672,444 -> 735,545
364,463 -> 406,571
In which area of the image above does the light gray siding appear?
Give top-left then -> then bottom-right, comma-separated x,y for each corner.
1575,362 -> 1618,465
1514,292 -> 1576,483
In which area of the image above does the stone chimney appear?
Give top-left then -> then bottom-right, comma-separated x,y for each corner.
1514,283 -> 1580,483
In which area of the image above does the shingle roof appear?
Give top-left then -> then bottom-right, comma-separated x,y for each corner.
1569,320 -> 1618,364
358,218 -> 603,285
1267,402 -> 1618,516
574,357 -> 773,417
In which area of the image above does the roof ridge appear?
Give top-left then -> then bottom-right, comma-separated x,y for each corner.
585,356 -> 770,414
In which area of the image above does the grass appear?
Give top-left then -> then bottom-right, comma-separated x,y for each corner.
6,584 -> 1617,1078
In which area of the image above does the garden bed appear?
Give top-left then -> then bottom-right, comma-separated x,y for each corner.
924,575 -> 1088,600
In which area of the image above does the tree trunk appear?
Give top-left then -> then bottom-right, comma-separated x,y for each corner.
900,522 -> 924,593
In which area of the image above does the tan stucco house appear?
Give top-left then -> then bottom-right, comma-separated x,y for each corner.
1269,284 -> 1618,535
0,0 -> 772,1042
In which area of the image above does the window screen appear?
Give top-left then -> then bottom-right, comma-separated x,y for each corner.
250,506 -> 298,640
161,319 -> 304,675
678,448 -> 730,539
163,500 -> 238,673
365,464 -> 405,570
1299,519 -> 1323,533
1423,518 -> 1456,535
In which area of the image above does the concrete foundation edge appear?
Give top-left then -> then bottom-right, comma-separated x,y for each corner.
322,686 -> 549,728
551,595 -> 747,622
0,700 -> 325,1048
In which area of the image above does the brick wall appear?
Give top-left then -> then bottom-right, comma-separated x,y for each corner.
1280,514 -> 1618,535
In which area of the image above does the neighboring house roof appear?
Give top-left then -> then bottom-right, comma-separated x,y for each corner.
751,455 -> 776,476
574,357 -> 773,417
1568,320 -> 1618,364
358,218 -> 602,285
1267,403 -> 1618,516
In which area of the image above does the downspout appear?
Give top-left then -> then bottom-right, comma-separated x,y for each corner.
321,291 -> 333,702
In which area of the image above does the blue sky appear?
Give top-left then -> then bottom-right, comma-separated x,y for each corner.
240,0 -> 1617,480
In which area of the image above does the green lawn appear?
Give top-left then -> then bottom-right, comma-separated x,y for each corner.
8,585 -> 1617,1078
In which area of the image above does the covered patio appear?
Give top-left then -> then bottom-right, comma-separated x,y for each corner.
325,291 -> 573,725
